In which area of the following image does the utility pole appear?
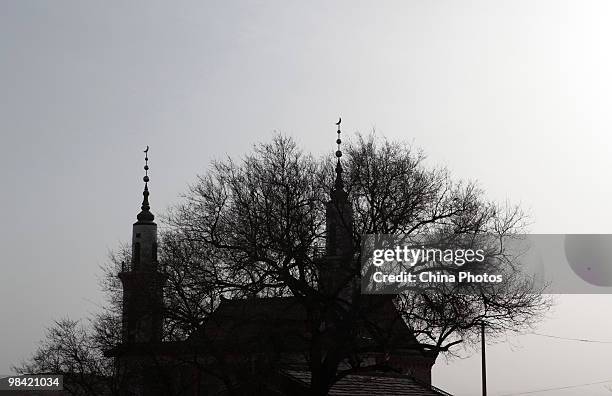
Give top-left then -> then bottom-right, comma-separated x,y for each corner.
481,322 -> 487,396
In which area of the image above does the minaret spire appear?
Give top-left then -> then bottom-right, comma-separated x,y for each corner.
137,146 -> 154,223
324,116 -> 353,258
318,117 -> 356,296
116,146 -> 165,346
331,117 -> 348,203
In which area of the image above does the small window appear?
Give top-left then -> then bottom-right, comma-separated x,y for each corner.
152,242 -> 158,262
133,242 -> 141,269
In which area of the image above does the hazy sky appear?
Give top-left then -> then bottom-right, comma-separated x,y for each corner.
3,1 -> 612,395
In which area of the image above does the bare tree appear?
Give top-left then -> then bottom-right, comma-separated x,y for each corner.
160,133 -> 550,394
12,318 -> 115,396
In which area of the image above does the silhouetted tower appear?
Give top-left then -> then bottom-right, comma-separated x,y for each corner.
318,118 -> 357,297
119,147 -> 166,343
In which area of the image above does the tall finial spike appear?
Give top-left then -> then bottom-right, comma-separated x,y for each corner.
334,117 -> 344,191
137,146 -> 154,222
143,145 -> 150,183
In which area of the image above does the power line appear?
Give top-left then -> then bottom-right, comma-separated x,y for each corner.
493,333 -> 612,395
498,379 -> 612,395
529,332 -> 612,344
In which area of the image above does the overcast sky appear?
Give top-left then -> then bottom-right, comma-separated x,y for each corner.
3,1 -> 612,395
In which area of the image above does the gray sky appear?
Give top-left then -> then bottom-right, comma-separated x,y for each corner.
2,1 -> 612,394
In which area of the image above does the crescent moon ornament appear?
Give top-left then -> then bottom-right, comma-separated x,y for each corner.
144,145 -> 149,153
336,117 -> 341,126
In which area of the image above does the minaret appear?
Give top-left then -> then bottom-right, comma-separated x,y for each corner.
318,118 -> 356,296
118,147 -> 166,344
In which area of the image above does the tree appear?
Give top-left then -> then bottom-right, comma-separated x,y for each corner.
161,133 -> 550,393
12,318 -> 114,396
15,132 -> 551,395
